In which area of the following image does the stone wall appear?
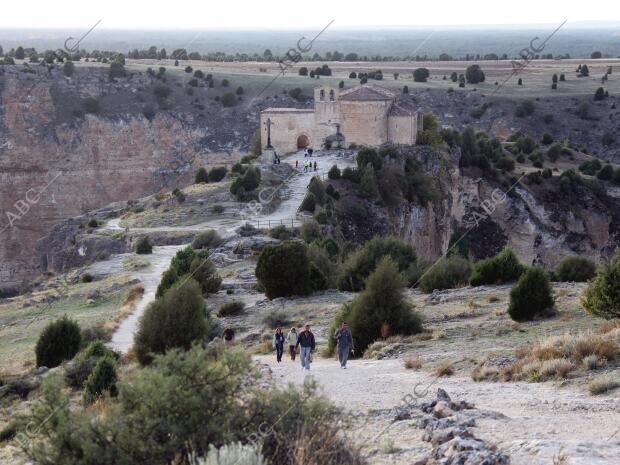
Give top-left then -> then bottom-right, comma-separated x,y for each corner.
339,100 -> 391,146
260,109 -> 316,154
388,114 -> 417,145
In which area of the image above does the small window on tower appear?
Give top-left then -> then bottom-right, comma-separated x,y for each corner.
320,89 -> 325,101
329,89 -> 335,101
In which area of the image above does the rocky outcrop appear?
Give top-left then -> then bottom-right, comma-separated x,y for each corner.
0,65 -> 261,291
409,389 -> 509,465
391,147 -> 620,267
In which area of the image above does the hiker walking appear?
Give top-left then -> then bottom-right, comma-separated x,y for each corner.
304,148 -> 308,157
295,160 -> 298,169
296,324 -> 315,370
335,322 -> 354,369
272,327 -> 285,363
286,327 -> 298,361
313,161 -> 317,172
223,328 -> 235,347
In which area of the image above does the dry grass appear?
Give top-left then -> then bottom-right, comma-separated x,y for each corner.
403,356 -> 423,370
472,328 -> 620,383
487,295 -> 500,303
102,284 -> 145,332
471,365 -> 501,382
435,361 -> 454,377
589,374 -> 620,395
552,448 -> 570,465
600,320 -> 620,335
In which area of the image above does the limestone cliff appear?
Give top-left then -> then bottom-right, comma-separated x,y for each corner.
0,65 -> 255,292
389,148 -> 620,267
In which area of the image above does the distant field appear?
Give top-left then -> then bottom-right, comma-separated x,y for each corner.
120,57 -> 620,100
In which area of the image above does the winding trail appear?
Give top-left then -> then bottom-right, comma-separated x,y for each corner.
94,150 -> 355,353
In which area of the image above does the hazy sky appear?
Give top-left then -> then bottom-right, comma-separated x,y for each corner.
1,0 -> 619,29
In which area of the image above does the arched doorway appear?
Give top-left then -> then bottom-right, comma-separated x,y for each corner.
297,134 -> 310,149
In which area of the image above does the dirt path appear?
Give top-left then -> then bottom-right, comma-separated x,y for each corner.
97,150 -> 355,353
258,354 -> 620,465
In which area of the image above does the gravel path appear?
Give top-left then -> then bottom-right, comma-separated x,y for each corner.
259,355 -> 620,465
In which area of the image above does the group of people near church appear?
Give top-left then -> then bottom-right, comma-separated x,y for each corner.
272,322 -> 354,370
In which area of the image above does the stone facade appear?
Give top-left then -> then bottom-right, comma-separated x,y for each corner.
260,84 -> 421,154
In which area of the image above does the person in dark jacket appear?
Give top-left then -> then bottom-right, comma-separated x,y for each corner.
295,324 -> 316,370
272,327 -> 285,363
335,322 -> 354,368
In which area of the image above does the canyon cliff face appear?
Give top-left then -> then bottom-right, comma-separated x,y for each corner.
0,66 -> 255,292
393,149 -> 620,267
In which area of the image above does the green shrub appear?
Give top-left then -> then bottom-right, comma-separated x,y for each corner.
307,177 -> 326,205
268,225 -> 295,240
35,316 -> 82,368
262,310 -> 292,328
579,159 -> 602,176
65,341 -> 117,389
221,92 -> 237,107
87,218 -> 98,228
555,256 -> 597,282
470,247 -> 525,286
328,165 -> 341,179
581,249 -> 620,319
211,204 -> 225,214
135,278 -> 209,365
189,257 -> 222,295
508,267 -> 555,321
81,273 -> 94,283
337,236 -> 417,291
255,241 -> 312,299
341,167 -> 361,183
195,167 -> 209,183
359,164 -> 379,199
299,192 -> 316,213
170,246 -> 198,275
217,301 -> 245,317
307,243 -> 336,289
172,187 -> 186,203
316,237 -> 339,259
300,220 -> 321,243
24,346 -> 363,465
547,143 -> 563,162
135,236 -> 152,254
192,230 -> 223,250
83,356 -> 118,404
326,184 -> 340,199
419,255 -> 472,293
329,257 -> 422,354
356,147 -> 382,171
208,166 -> 227,182
230,166 -> 261,198
315,209 -> 329,225
597,165 -> 614,181
82,97 -> 101,114
156,267 -> 178,298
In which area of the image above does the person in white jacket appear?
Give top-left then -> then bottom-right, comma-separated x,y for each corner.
286,327 -> 298,361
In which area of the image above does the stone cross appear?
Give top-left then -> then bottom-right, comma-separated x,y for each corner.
264,118 -> 274,149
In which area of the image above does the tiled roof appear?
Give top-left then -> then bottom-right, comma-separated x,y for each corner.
339,84 -> 396,101
389,100 -> 416,116
261,108 -> 315,113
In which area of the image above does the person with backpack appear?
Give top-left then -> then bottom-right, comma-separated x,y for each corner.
335,322 -> 354,369
286,327 -> 298,361
272,327 -> 285,363
296,324 -> 315,370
